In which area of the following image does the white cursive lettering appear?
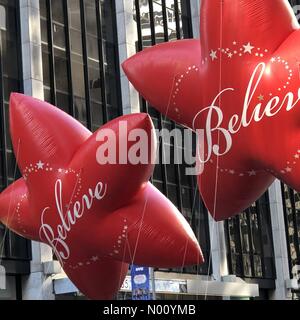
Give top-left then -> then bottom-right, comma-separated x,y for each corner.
39,179 -> 107,263
193,62 -> 300,163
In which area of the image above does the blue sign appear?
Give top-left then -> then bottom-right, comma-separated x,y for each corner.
130,265 -> 151,300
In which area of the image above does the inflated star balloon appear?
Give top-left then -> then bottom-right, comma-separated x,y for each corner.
123,0 -> 300,220
0,93 -> 202,299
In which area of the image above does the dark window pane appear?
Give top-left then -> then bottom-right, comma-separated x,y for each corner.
87,35 -> 99,61
44,87 -> 52,103
8,232 -> 30,260
54,52 -> 69,92
2,36 -> 19,78
52,0 -> 64,24
42,50 -> 51,87
85,0 -> 97,36
70,29 -> 83,55
56,92 -> 70,113
74,96 -> 87,123
106,105 -> 119,122
41,18 -> 48,43
40,0 -> 47,19
225,195 -> 275,279
68,0 -> 81,30
90,102 -> 104,129
153,163 -> 163,182
3,77 -> 19,102
254,255 -> 263,278
53,23 -> 66,48
6,151 -> 16,179
71,59 -> 85,97
167,184 -> 179,208
0,225 -> 7,258
0,0 -> 31,262
243,254 -> 252,277
181,187 -> 192,210
89,67 -> 102,102
153,181 -> 164,194
166,163 -> 177,184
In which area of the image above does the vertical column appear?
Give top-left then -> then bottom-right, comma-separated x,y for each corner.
208,216 -> 229,281
190,0 -> 200,38
19,0 -> 55,300
115,0 -> 140,115
22,242 -> 55,300
20,0 -> 44,100
268,180 -> 291,300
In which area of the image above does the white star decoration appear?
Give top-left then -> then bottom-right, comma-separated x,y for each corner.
210,50 -> 217,61
258,94 -> 264,101
243,42 -> 254,54
36,160 -> 44,170
248,170 -> 256,176
91,256 -> 99,262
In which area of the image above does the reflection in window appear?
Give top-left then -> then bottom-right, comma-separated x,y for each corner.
0,0 -> 31,262
0,5 -> 6,31
225,194 -> 275,279
40,0 -> 121,131
281,184 -> 300,273
133,0 -> 210,275
290,0 -> 300,21
135,0 -> 187,48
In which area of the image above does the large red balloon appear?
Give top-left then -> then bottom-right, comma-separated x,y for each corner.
0,93 -> 203,299
123,0 -> 300,220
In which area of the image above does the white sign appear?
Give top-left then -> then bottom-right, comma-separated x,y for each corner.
121,276 -> 132,292
120,276 -> 186,294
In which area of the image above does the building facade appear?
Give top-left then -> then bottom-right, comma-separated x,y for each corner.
0,0 -> 299,300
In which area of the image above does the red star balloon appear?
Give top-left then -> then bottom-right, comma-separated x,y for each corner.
123,0 -> 300,221
0,93 -> 203,299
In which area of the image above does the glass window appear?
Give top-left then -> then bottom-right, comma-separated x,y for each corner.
52,0 -> 64,24
281,184 -> 300,276
225,194 -> 276,279
0,276 -> 16,300
56,91 -> 70,114
0,0 -> 31,263
40,0 -> 121,128
54,52 -> 69,93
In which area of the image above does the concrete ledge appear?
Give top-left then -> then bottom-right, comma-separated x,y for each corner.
43,261 -> 62,276
53,272 -> 259,298
187,279 -> 259,298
